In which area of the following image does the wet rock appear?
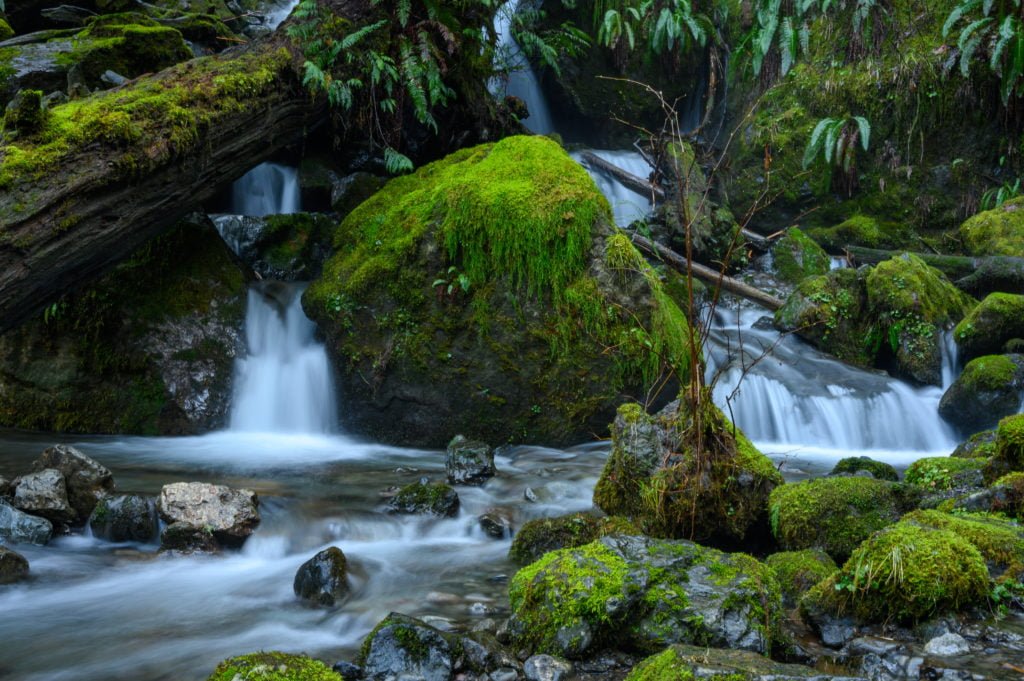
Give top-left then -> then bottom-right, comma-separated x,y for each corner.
923,633 -> 970,657
386,482 -> 459,517
508,513 -> 638,565
332,660 -> 363,679
159,521 -> 220,553
0,545 -> 30,584
478,508 -> 513,539
938,354 -> 1024,433
211,212 -> 334,280
88,494 -> 157,543
860,652 -> 923,681
359,613 -> 455,681
625,644 -> 866,681
1,42 -> 71,108
157,482 -> 260,547
32,444 -> 114,521
523,655 -> 572,681
446,435 -> 496,485
330,171 -> 387,216
0,476 -> 11,497
13,468 -> 75,524
100,70 -> 127,87
0,499 -> 53,545
293,546 -> 350,607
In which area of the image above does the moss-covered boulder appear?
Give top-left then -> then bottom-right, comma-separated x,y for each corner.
953,293 -> 1024,362
952,429 -> 998,459
624,643 -> 836,681
801,523 -> 989,625
985,413 -> 1024,481
304,136 -> 694,447
386,482 -> 459,517
939,354 -> 1024,433
955,472 -> 1024,520
830,456 -> 898,481
768,476 -> 909,562
904,456 -> 987,491
508,512 -> 638,565
206,652 -> 342,681
808,215 -> 913,252
959,197 -> 1024,257
765,549 -> 837,608
507,535 -> 783,659
0,217 -> 246,434
593,396 -> 782,549
772,227 -> 831,284
903,510 -> 1024,582
212,212 -> 335,280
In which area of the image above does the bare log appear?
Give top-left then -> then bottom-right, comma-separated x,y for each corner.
630,233 -> 785,311
0,43 -> 320,332
845,245 -> 1024,295
579,150 -> 664,201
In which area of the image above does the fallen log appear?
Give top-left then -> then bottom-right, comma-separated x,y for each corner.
845,246 -> 1024,295
0,43 -> 319,332
579,150 -> 664,201
630,233 -> 785,311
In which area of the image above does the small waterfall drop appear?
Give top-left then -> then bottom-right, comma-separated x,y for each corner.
571,150 -> 654,227
264,0 -> 301,30
939,329 -> 959,390
491,0 -> 555,134
231,162 -> 301,217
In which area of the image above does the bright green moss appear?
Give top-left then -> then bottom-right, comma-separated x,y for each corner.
996,414 -> 1024,469
954,293 -> 1024,361
773,227 -> 831,284
830,456 -> 899,481
959,355 -> 1019,393
0,20 -> 13,41
769,477 -> 903,561
904,456 -> 986,490
63,18 -> 192,83
765,550 -> 837,607
953,429 -> 998,458
960,196 -> 1024,257
808,215 -> 911,252
604,232 -> 647,275
508,513 -> 638,564
802,523 -> 989,624
206,652 -> 342,681
625,644 -> 823,681
902,509 -> 1024,580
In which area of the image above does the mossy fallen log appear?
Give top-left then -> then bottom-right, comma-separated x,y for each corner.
845,245 -> 1024,295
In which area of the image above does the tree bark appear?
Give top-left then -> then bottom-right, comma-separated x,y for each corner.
845,246 -> 1024,295
631,233 -> 785,311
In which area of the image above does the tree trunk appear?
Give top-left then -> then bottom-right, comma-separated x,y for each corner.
631,233 -> 784,311
845,246 -> 1024,296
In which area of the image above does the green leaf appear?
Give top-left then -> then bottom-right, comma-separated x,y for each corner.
852,115 -> 871,151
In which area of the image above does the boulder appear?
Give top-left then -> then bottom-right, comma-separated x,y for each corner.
303,136 -> 693,447
507,534 -> 783,659
903,456 -> 986,491
772,227 -> 830,284
206,652 -> 342,681
508,512 -> 638,565
445,435 -> 496,485
157,482 -> 259,547
985,413 -> 1024,481
959,196 -> 1024,257
954,293 -> 1024,362
954,472 -> 1024,520
765,550 -> 837,608
0,545 -> 30,584
88,494 -> 157,543
523,655 -> 572,681
210,212 -> 334,280
32,444 -> 114,520
923,633 -> 970,657
593,397 -> 782,549
0,499 -> 53,544
939,354 -> 1024,433
952,429 -> 998,459
159,521 -> 220,553
386,482 -> 459,517
478,508 -> 513,539
293,546 -> 350,607
829,456 -> 898,481
13,468 -> 75,524
625,644 -> 866,681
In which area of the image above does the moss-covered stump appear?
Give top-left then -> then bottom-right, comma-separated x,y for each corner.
592,397 -> 782,549
939,354 -> 1024,433
904,456 -> 987,491
624,644 -> 832,681
775,254 -> 975,385
507,535 -> 783,659
0,217 -> 246,434
953,293 -> 1024,362
960,197 -> 1024,257
765,550 -> 837,609
768,477 -> 909,562
829,456 -> 898,481
772,227 -> 831,284
206,652 -> 342,681
508,512 -> 638,565
304,136 -> 694,447
801,523 -> 989,625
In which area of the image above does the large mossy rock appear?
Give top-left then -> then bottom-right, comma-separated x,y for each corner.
953,292 -> 1024,362
772,227 -> 831,284
939,354 -> 1024,433
768,477 -> 909,562
593,397 -> 782,549
986,413 -> 1024,480
304,136 -> 693,447
508,512 -> 638,565
765,549 -> 837,608
900,509 -> 1024,580
507,535 -> 783,659
0,218 -> 246,434
775,254 -> 975,385
293,546 -> 350,607
207,652 -> 342,681
624,644 -> 859,681
959,197 -> 1024,257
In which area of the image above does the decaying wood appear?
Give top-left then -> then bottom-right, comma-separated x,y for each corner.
845,245 -> 1024,295
579,151 -> 664,201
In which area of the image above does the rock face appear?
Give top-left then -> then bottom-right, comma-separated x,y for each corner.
508,534 -> 783,659
293,547 -> 350,607
445,435 -> 496,485
88,494 -> 158,543
0,499 -> 53,545
0,545 -> 30,584
157,482 -> 260,548
32,444 -> 114,520
303,136 -> 694,447
386,482 -> 460,517
13,468 -> 75,524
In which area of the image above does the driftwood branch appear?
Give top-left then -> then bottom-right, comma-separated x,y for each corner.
845,245 -> 1024,295
631,233 -> 784,311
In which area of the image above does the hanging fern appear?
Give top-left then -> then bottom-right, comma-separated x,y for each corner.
945,0 -> 1024,104
803,115 -> 872,196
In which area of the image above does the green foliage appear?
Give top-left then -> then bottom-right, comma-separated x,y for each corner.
207,652 -> 342,681
944,0 -> 1024,104
801,115 -> 871,192
594,0 -> 716,55
508,4 -> 591,76
904,456 -> 986,489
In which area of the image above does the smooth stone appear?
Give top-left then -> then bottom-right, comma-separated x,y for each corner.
446,434 -> 496,485
523,655 -> 572,681
14,468 -> 75,524
32,444 -> 114,521
0,545 -> 30,584
157,481 -> 259,547
923,632 -> 970,656
0,499 -> 53,545
293,546 -> 350,607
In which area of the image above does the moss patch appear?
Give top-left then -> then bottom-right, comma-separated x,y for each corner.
902,509 -> 1024,581
508,512 -> 638,565
904,456 -> 986,490
954,293 -> 1024,361
830,456 -> 898,481
206,652 -> 342,681
773,227 -> 831,284
960,197 -> 1024,257
765,549 -> 837,608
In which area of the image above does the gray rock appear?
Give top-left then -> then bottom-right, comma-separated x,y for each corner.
332,661 -> 363,679
386,482 -> 459,517
1,40 -> 74,108
14,468 -> 75,524
88,495 -> 157,543
923,633 -> 970,657
100,70 -> 126,86
0,545 -> 30,584
0,499 -> 53,545
293,546 -> 350,606
0,476 -> 11,497
523,655 -> 572,681
360,613 -> 455,681
32,444 -> 114,521
938,354 -> 1024,433
478,508 -> 513,539
159,521 -> 220,554
490,667 -> 518,681
157,482 -> 260,547
446,435 -> 496,485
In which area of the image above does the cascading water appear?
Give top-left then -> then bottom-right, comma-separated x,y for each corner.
231,162 -> 301,217
491,0 -> 555,134
570,149 -> 654,227
264,0 -> 301,30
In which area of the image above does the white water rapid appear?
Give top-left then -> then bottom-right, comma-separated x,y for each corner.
491,1 -> 555,135
231,162 -> 301,217
570,149 -> 654,227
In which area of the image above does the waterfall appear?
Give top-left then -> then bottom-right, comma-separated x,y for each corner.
571,150 -> 654,227
264,0 -> 301,31
231,162 -> 301,217
939,329 -> 959,390
491,0 -> 555,134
